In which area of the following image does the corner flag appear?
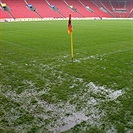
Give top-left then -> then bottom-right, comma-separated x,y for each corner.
68,14 -> 74,62
68,14 -> 72,34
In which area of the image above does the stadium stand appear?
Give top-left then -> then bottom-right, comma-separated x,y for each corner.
0,2 -> 13,18
128,8 -> 133,18
79,0 -> 111,18
46,0 -> 64,17
110,0 -> 126,10
1,0 -> 38,18
24,0 -> 42,18
79,0 -> 101,18
64,0 -> 98,18
125,0 -> 133,18
108,0 -> 133,18
97,0 -> 116,17
46,0 -> 81,18
26,0 -> 60,18
0,8 -> 12,19
109,0 -> 125,17
63,0 -> 83,17
0,0 -> 132,19
91,0 -> 112,18
126,0 -> 133,12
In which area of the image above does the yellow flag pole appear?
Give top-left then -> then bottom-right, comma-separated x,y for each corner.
68,14 -> 74,63
70,32 -> 74,63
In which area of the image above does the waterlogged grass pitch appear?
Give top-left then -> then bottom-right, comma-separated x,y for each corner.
0,20 -> 133,133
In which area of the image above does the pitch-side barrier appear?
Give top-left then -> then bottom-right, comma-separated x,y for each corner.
0,17 -> 133,22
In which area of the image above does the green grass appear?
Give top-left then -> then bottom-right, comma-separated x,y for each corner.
0,20 -> 133,133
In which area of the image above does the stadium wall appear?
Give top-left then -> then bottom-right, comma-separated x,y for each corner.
0,17 -> 133,22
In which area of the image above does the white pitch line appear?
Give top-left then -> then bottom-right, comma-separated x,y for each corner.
74,48 -> 132,63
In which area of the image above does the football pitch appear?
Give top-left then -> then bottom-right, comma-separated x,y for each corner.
0,20 -> 133,133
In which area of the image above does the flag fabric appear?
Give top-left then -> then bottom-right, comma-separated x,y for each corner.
68,14 -> 72,34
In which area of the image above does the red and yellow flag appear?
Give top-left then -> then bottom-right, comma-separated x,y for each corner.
68,14 -> 72,34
